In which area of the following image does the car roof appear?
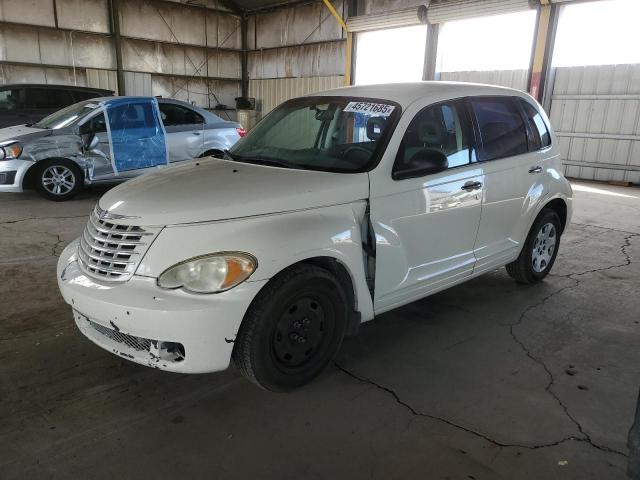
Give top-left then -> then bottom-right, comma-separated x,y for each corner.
84,96 -> 225,123
311,81 -> 534,109
0,83 -> 113,93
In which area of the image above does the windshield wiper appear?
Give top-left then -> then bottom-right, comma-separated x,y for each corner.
230,153 -> 294,169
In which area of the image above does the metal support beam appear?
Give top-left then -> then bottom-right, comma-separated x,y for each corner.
344,0 -> 357,86
241,15 -> 249,99
423,23 -> 439,81
109,0 -> 125,95
528,1 -> 559,102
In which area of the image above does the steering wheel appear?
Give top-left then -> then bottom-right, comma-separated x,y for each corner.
342,145 -> 372,164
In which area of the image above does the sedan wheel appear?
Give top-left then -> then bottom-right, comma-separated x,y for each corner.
35,160 -> 82,201
42,165 -> 76,196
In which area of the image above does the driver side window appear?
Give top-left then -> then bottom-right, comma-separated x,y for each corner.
79,112 -> 107,135
394,102 -> 471,177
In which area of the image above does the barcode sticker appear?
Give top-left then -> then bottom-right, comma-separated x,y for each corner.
344,102 -> 395,116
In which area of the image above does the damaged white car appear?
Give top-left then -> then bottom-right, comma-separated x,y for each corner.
57,82 -> 572,391
0,96 -> 243,201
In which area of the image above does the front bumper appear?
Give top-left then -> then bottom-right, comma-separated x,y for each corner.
57,240 -> 267,373
0,158 -> 33,193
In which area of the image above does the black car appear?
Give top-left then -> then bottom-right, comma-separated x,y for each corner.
0,84 -> 113,128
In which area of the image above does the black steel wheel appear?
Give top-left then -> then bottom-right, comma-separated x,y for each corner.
233,264 -> 348,391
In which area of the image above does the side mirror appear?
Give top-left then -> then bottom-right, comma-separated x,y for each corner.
393,149 -> 448,180
81,133 -> 99,152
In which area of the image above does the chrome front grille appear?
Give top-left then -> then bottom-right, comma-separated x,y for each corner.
77,205 -> 158,282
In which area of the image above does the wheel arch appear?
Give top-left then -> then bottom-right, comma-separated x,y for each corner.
22,157 -> 83,190
249,255 -> 365,337
199,149 -> 224,158
543,198 -> 568,234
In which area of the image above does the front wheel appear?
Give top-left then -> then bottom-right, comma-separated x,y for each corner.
233,264 -> 348,392
506,208 -> 562,284
35,159 -> 82,201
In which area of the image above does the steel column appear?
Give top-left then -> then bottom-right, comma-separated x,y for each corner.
109,0 -> 125,95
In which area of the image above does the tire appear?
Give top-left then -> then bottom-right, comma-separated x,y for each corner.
34,159 -> 82,201
506,208 -> 562,284
233,264 -> 348,392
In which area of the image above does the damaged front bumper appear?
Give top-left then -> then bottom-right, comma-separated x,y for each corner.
57,240 -> 267,373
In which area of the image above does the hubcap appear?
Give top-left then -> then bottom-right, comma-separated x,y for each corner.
532,222 -> 557,273
273,296 -> 328,368
42,165 -> 75,195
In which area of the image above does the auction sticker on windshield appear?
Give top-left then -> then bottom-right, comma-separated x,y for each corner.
344,102 -> 395,116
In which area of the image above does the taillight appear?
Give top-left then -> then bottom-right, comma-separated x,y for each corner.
236,127 -> 246,138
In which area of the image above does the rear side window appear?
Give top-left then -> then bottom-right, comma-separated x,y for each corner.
470,97 -> 528,161
25,88 -> 75,109
0,89 -> 21,111
159,103 -> 204,126
520,99 -> 551,150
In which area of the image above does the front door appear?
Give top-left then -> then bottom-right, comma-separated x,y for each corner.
77,110 -> 115,181
370,100 -> 484,313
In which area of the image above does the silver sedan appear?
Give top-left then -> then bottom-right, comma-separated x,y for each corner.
0,96 -> 243,200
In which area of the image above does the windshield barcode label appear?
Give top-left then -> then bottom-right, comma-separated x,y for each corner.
344,102 -> 395,116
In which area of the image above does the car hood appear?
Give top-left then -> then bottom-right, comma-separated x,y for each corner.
0,124 -> 50,144
98,158 -> 370,226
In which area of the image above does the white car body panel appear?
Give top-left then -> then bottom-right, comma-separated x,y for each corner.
57,81 -> 573,374
99,157 -> 370,226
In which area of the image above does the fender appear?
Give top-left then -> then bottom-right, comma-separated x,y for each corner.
135,201 -> 375,323
516,165 -> 573,249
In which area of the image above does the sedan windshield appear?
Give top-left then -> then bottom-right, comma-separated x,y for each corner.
229,96 -> 400,173
33,100 -> 102,130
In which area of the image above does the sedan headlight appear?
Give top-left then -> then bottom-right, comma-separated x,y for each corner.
157,252 -> 257,293
0,142 -> 22,160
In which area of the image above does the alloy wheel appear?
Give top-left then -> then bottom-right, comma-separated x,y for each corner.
42,165 -> 76,196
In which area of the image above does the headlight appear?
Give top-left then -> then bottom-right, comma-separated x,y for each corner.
157,252 -> 257,293
0,142 -> 22,160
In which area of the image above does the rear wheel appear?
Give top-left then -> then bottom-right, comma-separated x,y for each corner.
35,159 -> 82,201
233,264 -> 348,391
506,208 -> 561,284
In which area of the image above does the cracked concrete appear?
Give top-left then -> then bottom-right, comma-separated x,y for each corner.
1,181 -> 639,479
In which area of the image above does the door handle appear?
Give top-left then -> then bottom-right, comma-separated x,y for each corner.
529,166 -> 543,174
192,131 -> 202,136
461,181 -> 482,192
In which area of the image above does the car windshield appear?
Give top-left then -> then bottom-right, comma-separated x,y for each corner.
229,96 -> 400,173
33,100 -> 102,130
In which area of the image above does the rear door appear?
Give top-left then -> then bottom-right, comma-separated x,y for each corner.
467,96 -> 537,272
158,102 -> 205,162
370,99 -> 484,312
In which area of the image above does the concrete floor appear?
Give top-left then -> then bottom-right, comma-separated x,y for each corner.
1,180 -> 638,479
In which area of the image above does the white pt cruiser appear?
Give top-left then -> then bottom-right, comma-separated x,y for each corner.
57,82 -> 572,391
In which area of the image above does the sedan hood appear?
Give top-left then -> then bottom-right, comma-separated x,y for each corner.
0,124 -> 49,144
99,158 -> 370,226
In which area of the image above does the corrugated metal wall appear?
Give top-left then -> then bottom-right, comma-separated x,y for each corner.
248,75 -> 343,115
549,64 -> 640,184
439,70 -> 529,91
0,0 -> 241,110
246,1 -> 346,118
